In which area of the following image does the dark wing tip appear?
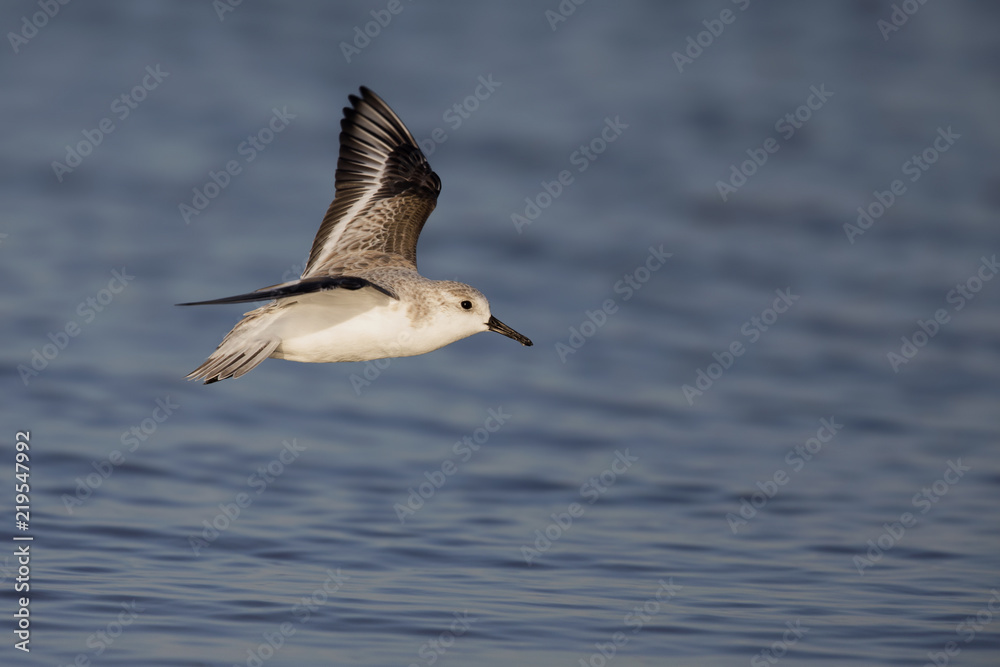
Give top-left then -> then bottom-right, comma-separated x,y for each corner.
342,86 -> 418,149
303,87 -> 442,275
339,87 -> 440,196
177,276 -> 397,307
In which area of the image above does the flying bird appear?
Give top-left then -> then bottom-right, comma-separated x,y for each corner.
180,87 -> 532,384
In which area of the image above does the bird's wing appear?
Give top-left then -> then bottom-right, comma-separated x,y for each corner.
301,87 -> 441,278
176,275 -> 396,306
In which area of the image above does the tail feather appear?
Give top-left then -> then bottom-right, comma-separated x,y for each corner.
186,327 -> 280,384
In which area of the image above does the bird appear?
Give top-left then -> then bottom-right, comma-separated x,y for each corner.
179,86 -> 532,384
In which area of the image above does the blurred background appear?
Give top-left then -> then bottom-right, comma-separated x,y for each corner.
2,1 -> 999,665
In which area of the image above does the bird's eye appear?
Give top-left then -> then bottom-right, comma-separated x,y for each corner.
461,300 -> 473,310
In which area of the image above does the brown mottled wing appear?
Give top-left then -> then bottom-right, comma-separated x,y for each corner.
301,87 -> 441,278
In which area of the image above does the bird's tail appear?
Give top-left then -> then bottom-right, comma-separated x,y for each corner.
186,339 -> 280,384
186,314 -> 281,384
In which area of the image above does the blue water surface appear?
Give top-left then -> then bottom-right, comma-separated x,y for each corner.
2,1 -> 999,665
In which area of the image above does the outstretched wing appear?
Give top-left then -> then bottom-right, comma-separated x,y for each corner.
176,275 -> 396,306
302,87 -> 441,277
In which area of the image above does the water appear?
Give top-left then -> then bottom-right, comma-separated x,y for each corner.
3,1 -> 999,665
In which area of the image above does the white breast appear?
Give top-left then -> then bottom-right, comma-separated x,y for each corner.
267,290 -> 459,363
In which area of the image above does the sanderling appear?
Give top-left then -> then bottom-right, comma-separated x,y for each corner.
179,87 -> 532,384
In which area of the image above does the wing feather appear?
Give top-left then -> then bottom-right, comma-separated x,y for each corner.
302,87 -> 441,277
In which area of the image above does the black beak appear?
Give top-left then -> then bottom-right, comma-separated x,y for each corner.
487,316 -> 533,346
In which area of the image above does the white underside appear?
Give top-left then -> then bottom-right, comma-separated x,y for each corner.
259,289 -> 466,363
